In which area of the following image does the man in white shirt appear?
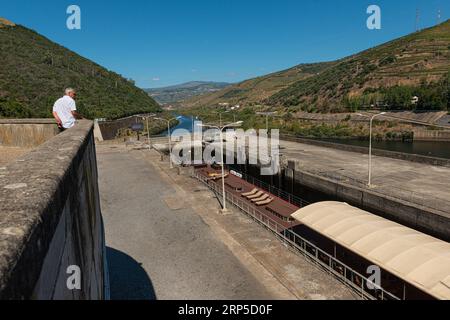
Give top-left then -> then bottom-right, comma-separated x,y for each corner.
52,88 -> 82,130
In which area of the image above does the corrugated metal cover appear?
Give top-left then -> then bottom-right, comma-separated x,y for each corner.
291,201 -> 450,300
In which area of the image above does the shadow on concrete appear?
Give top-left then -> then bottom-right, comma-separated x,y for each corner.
106,247 -> 156,300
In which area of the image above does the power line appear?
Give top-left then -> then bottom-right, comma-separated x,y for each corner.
415,8 -> 420,32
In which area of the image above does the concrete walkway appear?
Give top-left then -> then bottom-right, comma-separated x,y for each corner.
97,143 -> 357,300
98,144 -> 283,299
0,146 -> 30,166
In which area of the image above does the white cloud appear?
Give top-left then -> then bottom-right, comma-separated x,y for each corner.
152,77 -> 160,81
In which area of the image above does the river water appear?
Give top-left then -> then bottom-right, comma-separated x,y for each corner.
159,115 -> 195,136
162,115 -> 450,159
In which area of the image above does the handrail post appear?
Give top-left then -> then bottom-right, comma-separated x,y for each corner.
361,278 -> 365,299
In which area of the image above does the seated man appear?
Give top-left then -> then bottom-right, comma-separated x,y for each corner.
52,88 -> 83,130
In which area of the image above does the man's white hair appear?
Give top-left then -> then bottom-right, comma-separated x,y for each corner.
65,88 -> 76,95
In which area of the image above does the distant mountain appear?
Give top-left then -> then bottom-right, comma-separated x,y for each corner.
145,81 -> 231,105
182,63 -> 334,108
0,18 -> 160,119
185,20 -> 450,112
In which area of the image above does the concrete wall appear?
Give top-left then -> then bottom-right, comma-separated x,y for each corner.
413,129 -> 450,141
0,120 -> 106,300
0,119 -> 59,148
98,114 -> 173,141
98,116 -> 141,140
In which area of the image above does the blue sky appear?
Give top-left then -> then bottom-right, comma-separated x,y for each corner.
1,0 -> 449,88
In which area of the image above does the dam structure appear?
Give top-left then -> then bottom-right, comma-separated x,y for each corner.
1,118 -> 449,300
197,134 -> 450,242
143,131 -> 450,299
153,132 -> 450,242
0,119 -> 358,300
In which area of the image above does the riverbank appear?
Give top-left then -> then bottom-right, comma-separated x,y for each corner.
180,107 -> 450,141
179,108 -> 450,159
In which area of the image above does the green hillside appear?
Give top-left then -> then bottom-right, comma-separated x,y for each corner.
268,20 -> 450,112
184,20 -> 449,112
182,62 -> 335,108
0,19 -> 161,119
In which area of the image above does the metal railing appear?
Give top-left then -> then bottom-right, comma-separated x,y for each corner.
193,171 -> 400,301
227,168 -> 310,208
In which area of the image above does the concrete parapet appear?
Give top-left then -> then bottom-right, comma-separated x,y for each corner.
0,119 -> 59,148
0,120 -> 106,299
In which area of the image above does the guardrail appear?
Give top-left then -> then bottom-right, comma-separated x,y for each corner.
192,171 -> 400,301
228,168 -> 310,208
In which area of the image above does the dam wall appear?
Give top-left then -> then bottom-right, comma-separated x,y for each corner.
0,119 -> 59,148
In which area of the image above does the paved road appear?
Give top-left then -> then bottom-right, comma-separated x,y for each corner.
97,144 -> 279,300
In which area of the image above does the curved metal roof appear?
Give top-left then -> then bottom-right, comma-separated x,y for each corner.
291,201 -> 450,300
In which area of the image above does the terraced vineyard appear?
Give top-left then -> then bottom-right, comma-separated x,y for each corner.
268,20 -> 450,111
184,20 -> 449,113
182,62 -> 335,108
